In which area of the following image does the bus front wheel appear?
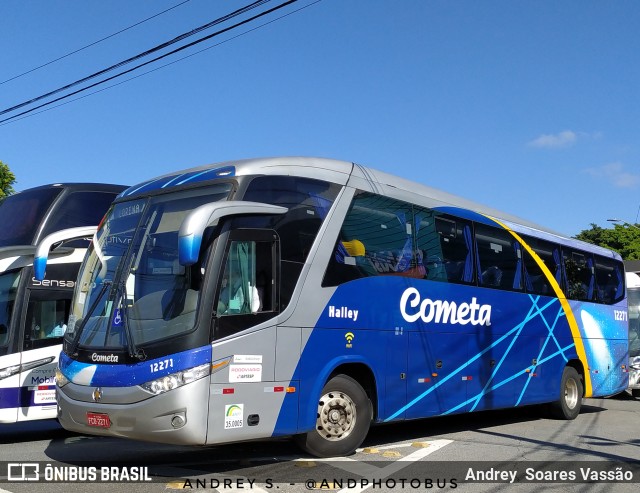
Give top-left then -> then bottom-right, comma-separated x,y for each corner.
295,374 -> 372,458
550,366 -> 583,420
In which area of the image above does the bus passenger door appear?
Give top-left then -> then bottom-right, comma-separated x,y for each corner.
0,270 -> 21,423
18,288 -> 71,421
0,352 -> 21,423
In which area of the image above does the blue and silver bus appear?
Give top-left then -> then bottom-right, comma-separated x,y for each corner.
0,183 -> 125,423
52,158 -> 627,457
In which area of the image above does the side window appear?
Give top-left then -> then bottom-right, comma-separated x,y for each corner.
0,272 -> 20,347
563,249 -> 595,301
594,256 -> 624,304
241,176 -> 340,308
475,223 -> 523,291
41,191 -> 117,239
242,176 -> 340,263
214,234 -> 278,340
323,193 -> 420,287
25,292 -> 71,350
415,211 -> 474,285
217,241 -> 260,316
521,235 -> 560,296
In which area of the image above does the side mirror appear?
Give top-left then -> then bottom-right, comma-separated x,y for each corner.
34,226 -> 98,280
178,201 -> 287,265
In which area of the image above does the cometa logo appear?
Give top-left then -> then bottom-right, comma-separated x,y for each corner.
91,353 -> 119,363
400,287 -> 492,326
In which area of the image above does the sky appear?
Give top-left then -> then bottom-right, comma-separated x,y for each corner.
1,0 -> 639,237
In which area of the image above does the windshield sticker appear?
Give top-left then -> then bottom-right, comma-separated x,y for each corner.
112,309 -> 123,327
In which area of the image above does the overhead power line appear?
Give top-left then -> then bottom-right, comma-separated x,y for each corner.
0,0 -> 192,86
0,0 -> 322,127
0,0 -> 274,118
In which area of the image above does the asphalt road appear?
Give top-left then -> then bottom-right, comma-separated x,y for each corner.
1,392 -> 639,493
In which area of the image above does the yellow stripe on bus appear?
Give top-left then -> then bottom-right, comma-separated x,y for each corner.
485,216 -> 593,397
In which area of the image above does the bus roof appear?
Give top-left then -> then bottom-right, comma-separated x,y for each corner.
118,157 -> 620,260
13,182 -> 126,194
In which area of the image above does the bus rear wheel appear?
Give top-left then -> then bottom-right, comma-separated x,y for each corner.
295,374 -> 372,458
550,366 -> 583,420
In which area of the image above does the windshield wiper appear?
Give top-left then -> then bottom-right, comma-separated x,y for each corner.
117,280 -> 147,361
68,280 -> 112,357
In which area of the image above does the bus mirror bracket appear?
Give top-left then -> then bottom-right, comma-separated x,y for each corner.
178,201 -> 287,266
34,226 -> 98,281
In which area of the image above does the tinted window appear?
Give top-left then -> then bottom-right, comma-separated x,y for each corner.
323,193 -> 421,286
521,236 -> 561,296
40,191 -> 117,238
241,176 -> 340,305
0,188 -> 61,246
242,176 -> 340,263
563,249 -> 595,301
25,291 -> 71,350
416,212 -> 475,285
0,271 -> 20,346
475,223 -> 523,291
594,256 -> 624,304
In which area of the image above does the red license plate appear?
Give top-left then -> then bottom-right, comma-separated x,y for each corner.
86,412 -> 111,428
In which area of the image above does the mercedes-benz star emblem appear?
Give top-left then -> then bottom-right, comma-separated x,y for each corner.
92,387 -> 103,402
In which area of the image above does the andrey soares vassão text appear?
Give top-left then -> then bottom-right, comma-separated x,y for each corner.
465,467 -> 635,483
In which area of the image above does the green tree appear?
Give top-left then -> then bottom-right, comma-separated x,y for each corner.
575,222 -> 640,260
0,160 -> 16,198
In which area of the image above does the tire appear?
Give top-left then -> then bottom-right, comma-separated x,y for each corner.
550,366 -> 583,419
295,374 -> 372,458
632,389 -> 640,398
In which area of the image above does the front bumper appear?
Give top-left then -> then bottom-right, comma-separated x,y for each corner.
57,377 -> 210,445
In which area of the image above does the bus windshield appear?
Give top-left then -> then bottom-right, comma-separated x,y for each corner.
67,184 -> 232,352
0,271 -> 20,346
0,188 -> 62,246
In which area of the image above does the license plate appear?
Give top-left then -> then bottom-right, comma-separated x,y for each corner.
86,412 -> 111,428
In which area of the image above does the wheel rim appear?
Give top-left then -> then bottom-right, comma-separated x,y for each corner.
564,377 -> 579,409
315,390 -> 357,441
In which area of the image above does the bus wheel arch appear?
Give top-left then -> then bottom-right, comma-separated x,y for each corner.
295,366 -> 375,457
550,362 -> 584,420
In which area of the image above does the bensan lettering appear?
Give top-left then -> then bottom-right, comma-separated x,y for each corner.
91,353 -> 119,363
400,287 -> 491,326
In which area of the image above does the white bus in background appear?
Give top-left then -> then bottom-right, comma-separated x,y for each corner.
627,272 -> 640,397
0,183 -> 125,423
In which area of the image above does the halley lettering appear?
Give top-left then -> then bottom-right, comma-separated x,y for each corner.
328,305 -> 359,322
400,287 -> 491,326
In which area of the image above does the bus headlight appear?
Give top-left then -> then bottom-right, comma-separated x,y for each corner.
140,363 -> 210,395
55,367 -> 70,388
